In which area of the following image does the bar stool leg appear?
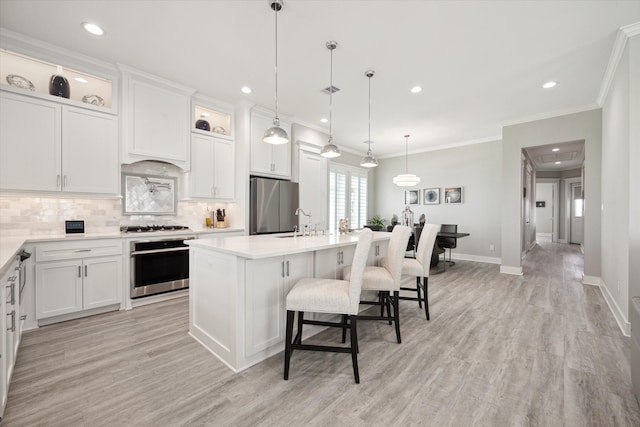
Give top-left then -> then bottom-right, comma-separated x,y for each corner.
349,315 -> 360,384
392,291 -> 401,343
284,310 -> 295,380
423,277 -> 430,320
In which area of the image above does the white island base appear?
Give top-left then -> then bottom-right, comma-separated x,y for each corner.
187,232 -> 391,372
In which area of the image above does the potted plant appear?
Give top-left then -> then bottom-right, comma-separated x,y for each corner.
365,215 -> 386,231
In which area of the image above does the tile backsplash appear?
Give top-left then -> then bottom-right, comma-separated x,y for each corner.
0,195 -> 235,236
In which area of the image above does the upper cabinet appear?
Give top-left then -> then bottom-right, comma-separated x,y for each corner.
0,90 -> 118,195
250,107 -> 292,179
119,65 -> 195,170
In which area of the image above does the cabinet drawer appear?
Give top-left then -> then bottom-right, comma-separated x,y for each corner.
36,239 -> 123,262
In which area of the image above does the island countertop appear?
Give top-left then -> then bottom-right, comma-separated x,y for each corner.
186,231 -> 391,259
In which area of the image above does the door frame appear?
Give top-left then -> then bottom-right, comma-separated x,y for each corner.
536,178 -> 560,242
564,177 -> 582,244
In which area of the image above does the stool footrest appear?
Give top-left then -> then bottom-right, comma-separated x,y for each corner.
291,343 -> 352,354
302,319 -> 345,328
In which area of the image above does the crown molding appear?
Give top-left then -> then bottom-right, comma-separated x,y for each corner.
499,103 -> 600,128
378,134 -> 501,159
597,22 -> 640,106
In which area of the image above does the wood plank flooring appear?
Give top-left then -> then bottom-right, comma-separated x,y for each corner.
4,241 -> 640,426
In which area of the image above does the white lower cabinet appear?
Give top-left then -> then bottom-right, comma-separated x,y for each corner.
244,252 -> 313,358
35,240 -> 122,322
1,255 -> 21,420
314,245 -> 355,280
368,241 -> 388,267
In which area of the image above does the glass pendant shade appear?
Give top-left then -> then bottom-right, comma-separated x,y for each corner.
360,149 -> 378,168
320,139 -> 341,158
393,174 -> 421,186
264,0 -> 289,145
263,118 -> 289,145
393,134 -> 420,186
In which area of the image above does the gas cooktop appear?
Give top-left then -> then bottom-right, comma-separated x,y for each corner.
120,225 -> 190,233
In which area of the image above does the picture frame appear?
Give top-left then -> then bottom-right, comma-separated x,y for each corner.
444,187 -> 463,204
122,173 -> 177,215
423,188 -> 440,204
405,190 -> 420,205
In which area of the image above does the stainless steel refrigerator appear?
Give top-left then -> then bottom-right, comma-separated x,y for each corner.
250,177 -> 299,235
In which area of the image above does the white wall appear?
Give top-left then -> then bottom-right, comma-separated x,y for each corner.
601,32 -> 640,327
502,110 -> 602,276
374,140 -> 502,261
535,183 -> 553,235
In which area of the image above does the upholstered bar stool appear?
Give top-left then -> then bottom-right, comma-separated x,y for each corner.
395,223 -> 439,320
284,228 -> 373,384
343,225 -> 411,344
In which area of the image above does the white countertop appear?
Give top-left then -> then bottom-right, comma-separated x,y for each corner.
0,228 -> 244,276
187,231 -> 392,259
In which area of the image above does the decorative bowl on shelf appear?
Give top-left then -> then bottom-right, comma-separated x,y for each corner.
212,126 -> 227,135
6,74 -> 35,91
195,118 -> 211,131
82,94 -> 105,106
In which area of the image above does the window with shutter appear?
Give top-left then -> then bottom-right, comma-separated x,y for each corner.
329,164 -> 368,231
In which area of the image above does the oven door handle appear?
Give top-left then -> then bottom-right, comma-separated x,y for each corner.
131,247 -> 189,256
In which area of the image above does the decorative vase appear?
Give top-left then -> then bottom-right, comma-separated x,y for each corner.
49,66 -> 70,99
195,116 -> 211,131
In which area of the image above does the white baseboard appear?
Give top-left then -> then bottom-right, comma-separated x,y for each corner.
450,253 -> 501,265
558,239 -> 567,243
585,276 -> 630,337
500,265 -> 523,275
537,233 -> 552,238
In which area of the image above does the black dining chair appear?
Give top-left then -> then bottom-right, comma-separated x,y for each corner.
438,224 -> 458,269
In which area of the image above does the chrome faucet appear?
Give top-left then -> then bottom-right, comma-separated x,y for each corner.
295,208 -> 312,236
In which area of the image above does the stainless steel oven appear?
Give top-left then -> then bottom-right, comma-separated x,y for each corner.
130,236 -> 195,298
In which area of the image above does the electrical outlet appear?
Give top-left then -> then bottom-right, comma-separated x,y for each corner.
489,244 -> 495,251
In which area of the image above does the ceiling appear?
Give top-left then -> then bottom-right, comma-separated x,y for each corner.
1,1 -> 639,158
524,140 -> 585,171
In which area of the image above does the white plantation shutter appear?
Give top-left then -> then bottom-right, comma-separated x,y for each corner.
329,164 -> 368,231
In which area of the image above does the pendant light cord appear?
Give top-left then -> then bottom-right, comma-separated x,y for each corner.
329,46 -> 333,141
405,135 -> 409,174
367,74 -> 372,153
274,5 -> 280,121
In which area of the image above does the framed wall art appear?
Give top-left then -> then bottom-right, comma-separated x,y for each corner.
444,187 -> 463,204
405,190 -> 420,205
423,188 -> 440,204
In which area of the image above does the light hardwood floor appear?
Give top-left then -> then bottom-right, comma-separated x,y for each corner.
4,242 -> 640,426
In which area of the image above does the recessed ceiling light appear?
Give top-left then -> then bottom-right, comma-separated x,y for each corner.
410,86 -> 422,93
552,148 -> 559,152
241,86 -> 252,94
555,161 -> 561,164
201,112 -> 210,117
75,77 -> 88,83
320,118 -> 328,123
542,81 -> 557,89
82,22 -> 104,36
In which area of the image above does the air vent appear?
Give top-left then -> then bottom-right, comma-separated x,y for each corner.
322,85 -> 340,94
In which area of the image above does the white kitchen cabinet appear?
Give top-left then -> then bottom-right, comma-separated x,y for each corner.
35,239 -> 122,322
1,254 -> 21,419
244,252 -> 313,357
188,133 -> 235,200
120,66 -> 194,169
368,240 -> 388,267
0,91 -> 118,195
314,245 -> 355,280
250,109 -> 292,178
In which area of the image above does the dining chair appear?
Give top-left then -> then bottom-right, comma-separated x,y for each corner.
342,225 -> 411,344
284,228 -> 373,383
395,223 -> 439,320
438,224 -> 458,269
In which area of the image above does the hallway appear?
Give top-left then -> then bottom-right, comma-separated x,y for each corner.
3,242 -> 640,426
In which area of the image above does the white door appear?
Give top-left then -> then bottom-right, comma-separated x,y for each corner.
570,183 -> 584,244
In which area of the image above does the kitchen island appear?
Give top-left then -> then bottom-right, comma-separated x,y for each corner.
186,232 -> 391,372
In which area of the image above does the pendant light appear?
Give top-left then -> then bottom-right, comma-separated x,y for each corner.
263,0 -> 289,145
393,134 -> 421,186
360,70 -> 378,168
320,41 -> 341,158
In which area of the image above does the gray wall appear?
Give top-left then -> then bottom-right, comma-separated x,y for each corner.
536,168 -> 581,241
601,33 -> 640,323
502,110 -> 602,276
535,183 -> 553,234
374,140 -> 502,261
